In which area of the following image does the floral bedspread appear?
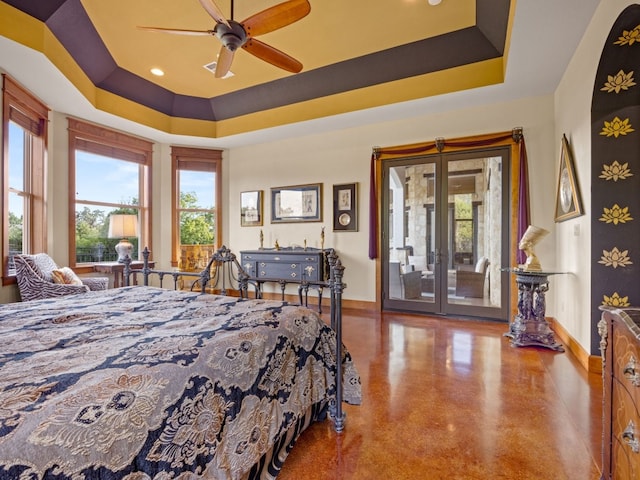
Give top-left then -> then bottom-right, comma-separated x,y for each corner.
0,287 -> 361,479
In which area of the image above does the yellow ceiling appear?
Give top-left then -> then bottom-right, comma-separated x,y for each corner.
82,0 -> 477,98
0,0 -> 513,139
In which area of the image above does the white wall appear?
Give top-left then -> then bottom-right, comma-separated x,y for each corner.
227,95 -> 558,304
553,0 -> 635,352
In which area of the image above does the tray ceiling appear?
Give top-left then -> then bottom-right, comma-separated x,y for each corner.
0,0 -> 512,138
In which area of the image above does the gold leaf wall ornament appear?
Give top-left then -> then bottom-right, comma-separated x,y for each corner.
599,204 -> 633,224
600,160 -> 633,181
601,69 -> 636,93
599,247 -> 633,268
600,116 -> 635,137
614,23 -> 640,46
602,292 -> 631,307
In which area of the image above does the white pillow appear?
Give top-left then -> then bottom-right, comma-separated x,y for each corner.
475,257 -> 489,274
51,267 -> 83,285
408,255 -> 428,272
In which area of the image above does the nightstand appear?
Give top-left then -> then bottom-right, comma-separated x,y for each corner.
94,261 -> 155,288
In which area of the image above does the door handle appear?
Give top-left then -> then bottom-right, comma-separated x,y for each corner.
434,250 -> 448,265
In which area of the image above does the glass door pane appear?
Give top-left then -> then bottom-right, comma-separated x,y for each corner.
382,147 -> 509,321
443,152 -> 505,318
385,159 -> 437,311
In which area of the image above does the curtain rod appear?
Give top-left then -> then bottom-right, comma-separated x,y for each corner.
372,127 -> 524,157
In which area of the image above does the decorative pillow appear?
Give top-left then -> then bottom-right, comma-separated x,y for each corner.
475,257 -> 489,274
51,267 -> 83,286
408,255 -> 428,272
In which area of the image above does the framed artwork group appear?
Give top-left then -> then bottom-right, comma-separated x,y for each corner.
241,182 -> 358,232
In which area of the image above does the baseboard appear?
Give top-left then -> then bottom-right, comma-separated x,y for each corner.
257,291 -> 377,312
342,299 -> 378,311
548,317 -> 602,375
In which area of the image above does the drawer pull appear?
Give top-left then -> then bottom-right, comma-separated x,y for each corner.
623,355 -> 640,387
274,257 -> 281,261
622,420 -> 640,454
290,263 -> 298,269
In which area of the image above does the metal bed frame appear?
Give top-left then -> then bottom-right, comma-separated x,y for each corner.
122,245 -> 348,432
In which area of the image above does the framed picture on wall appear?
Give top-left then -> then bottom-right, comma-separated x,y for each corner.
554,134 -> 583,222
333,183 -> 358,231
271,184 -> 322,223
240,190 -> 263,227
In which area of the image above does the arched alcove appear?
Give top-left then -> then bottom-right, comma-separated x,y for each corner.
590,5 -> 640,353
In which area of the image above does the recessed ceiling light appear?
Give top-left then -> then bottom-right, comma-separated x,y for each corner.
150,68 -> 164,76
428,0 -> 442,5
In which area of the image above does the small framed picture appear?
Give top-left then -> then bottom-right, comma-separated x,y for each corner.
333,183 -> 357,231
241,190 -> 263,227
271,184 -> 322,223
554,135 -> 583,222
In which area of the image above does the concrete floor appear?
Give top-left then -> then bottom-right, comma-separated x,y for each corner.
278,310 -> 602,480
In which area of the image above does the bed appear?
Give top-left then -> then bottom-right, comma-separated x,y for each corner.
0,248 -> 360,480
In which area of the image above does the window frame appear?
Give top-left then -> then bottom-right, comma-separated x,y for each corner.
171,146 -> 222,268
68,118 -> 153,268
2,75 -> 49,284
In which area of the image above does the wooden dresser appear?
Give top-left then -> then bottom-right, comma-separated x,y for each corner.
599,307 -> 640,479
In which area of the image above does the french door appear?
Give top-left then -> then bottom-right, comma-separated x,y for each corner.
382,147 -> 510,321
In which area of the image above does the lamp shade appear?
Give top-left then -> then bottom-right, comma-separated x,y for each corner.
108,214 -> 138,239
108,214 -> 138,263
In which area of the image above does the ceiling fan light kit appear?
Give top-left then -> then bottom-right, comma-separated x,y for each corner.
214,21 -> 247,51
139,0 -> 311,79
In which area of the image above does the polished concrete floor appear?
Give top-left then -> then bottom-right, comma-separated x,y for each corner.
278,310 -> 603,480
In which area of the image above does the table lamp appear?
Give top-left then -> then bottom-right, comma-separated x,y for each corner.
108,214 -> 138,262
518,225 -> 549,272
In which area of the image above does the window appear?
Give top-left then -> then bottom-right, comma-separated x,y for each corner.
171,146 -> 222,271
453,193 -> 473,257
68,118 -> 152,266
2,75 -> 48,282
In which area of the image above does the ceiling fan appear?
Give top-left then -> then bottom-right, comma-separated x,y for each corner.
138,0 -> 311,78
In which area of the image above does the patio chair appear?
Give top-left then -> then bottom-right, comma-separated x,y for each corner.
455,257 -> 490,298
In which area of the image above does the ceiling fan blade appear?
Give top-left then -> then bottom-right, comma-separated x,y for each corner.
137,26 -> 214,36
198,0 -> 230,27
242,38 -> 302,73
242,0 -> 310,37
215,45 -> 235,78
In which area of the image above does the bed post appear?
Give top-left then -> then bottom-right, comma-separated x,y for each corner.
327,249 -> 346,433
141,247 -> 152,286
